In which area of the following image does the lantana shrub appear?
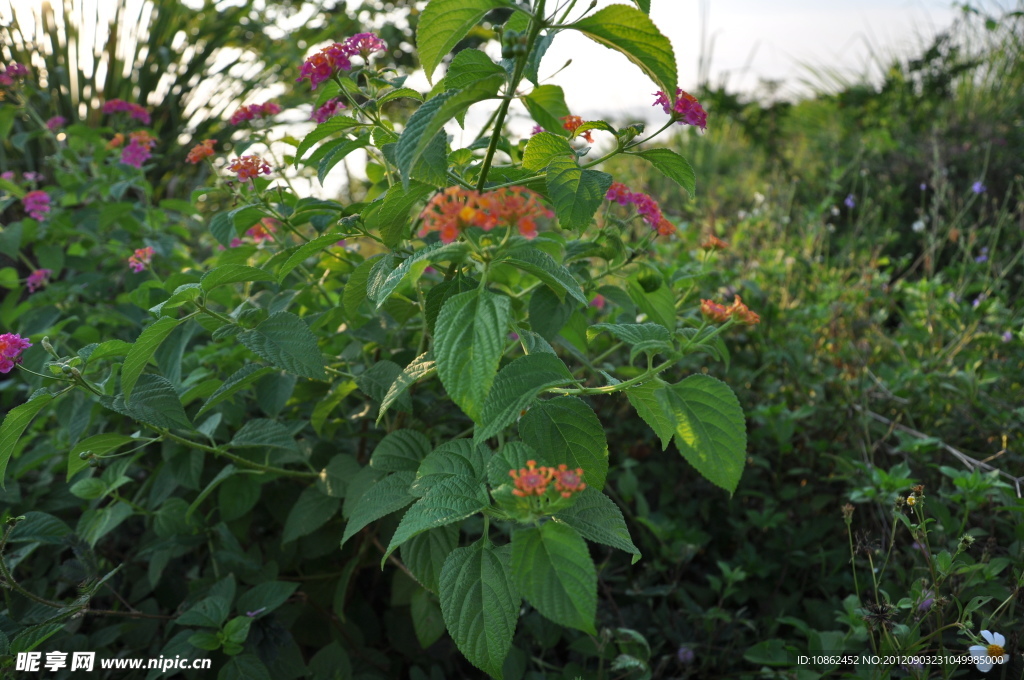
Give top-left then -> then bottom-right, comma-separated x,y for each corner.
0,1 -> 754,676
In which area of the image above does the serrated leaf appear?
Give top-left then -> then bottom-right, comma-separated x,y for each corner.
318,133 -> 371,185
201,265 -> 274,292
402,524 -> 459,593
635,148 -> 696,196
417,0 -> 507,82
440,541 -> 519,679
511,522 -> 596,634
395,74 -> 504,186
522,85 -> 571,136
106,374 -> 191,430
357,360 -> 412,412
571,5 -> 677,98
371,242 -> 466,307
519,396 -> 608,491
444,49 -> 505,91
545,157 -> 612,231
340,471 -> 416,547
553,487 -> 640,561
150,283 -> 202,316
589,322 -> 673,362
122,316 -> 182,399
625,378 -> 674,450
658,375 -> 747,494
177,596 -> 230,628
237,312 -> 326,380
498,246 -> 587,305
411,588 -> 446,649
528,287 -> 573,341
277,233 -> 350,285
197,365 -> 275,417
486,441 -> 545,488
424,273 -> 477,334
378,87 -> 423,106
434,288 -> 510,422
237,581 -> 299,617
370,429 -> 432,472
382,475 -> 489,564
626,278 -> 676,330
295,115 -> 366,163
412,439 -> 485,495
230,419 -> 297,450
475,354 -> 575,442
379,352 -> 436,423
521,132 -> 573,171
283,487 -> 342,543
363,181 -> 434,248
343,255 -> 384,320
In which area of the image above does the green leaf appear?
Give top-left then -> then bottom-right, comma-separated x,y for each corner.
178,596 -> 230,628
444,49 -> 505,91
371,241 -> 466,307
219,655 -> 272,680
201,265 -> 274,292
67,433 -> 134,481
378,87 -> 424,106
553,488 -> 640,562
486,441 -> 545,488
295,115 -> 366,163
340,471 -> 416,547
498,246 -> 587,305
237,312 -> 326,380
230,419 -> 297,450
519,396 -> 608,491
529,287 -> 574,341
545,157 -> 613,231
511,522 -> 596,634
105,374 -> 192,430
440,540 -> 519,679
632,0 -> 651,13
658,375 -> 747,494
197,365 -> 275,417
412,439 -> 486,494
522,85 -> 571,136
626,278 -> 676,330
150,283 -> 202,316
589,322 -> 673,362
521,131 -> 573,171
395,74 -> 504,186
187,464 -> 236,520
634,148 -> 696,196
434,288 -> 511,422
318,133 -> 371,185
363,181 -> 434,248
357,360 -> 411,412
417,0 -> 507,82
625,378 -> 674,450
382,475 -> 489,564
276,233 -> 351,285
401,524 -> 459,593
188,631 -> 222,651
411,588 -> 446,649
571,5 -> 677,98
283,487 -> 342,543
343,255 -> 384,320
237,581 -> 299,618
475,354 -> 575,442
370,429 -> 432,472
122,316 -> 182,400
8,511 -> 71,544
379,352 -> 436,424
424,272 -> 477,334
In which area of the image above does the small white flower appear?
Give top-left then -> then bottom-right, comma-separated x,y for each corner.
753,191 -> 765,205
831,206 -> 840,216
911,220 -> 925,233
969,630 -> 1009,672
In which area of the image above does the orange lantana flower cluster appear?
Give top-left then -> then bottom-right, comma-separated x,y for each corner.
701,235 -> 728,251
227,155 -> 272,182
700,295 -> 760,325
419,186 -> 552,243
510,460 -> 586,499
561,115 -> 594,143
186,139 -> 217,164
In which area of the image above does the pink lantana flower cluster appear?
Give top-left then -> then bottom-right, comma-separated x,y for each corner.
229,101 -> 281,126
0,333 -> 32,373
653,88 -> 707,132
227,155 -> 272,182
230,219 -> 277,247
311,98 -> 346,124
605,182 -> 676,236
296,33 -> 387,90
102,99 -> 152,125
46,116 -> 67,132
22,190 -> 51,221
26,269 -> 52,293
128,246 -> 155,273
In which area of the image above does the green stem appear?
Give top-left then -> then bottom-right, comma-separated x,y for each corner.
155,429 -> 317,478
549,358 -> 674,396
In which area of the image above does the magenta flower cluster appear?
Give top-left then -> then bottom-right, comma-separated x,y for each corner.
46,116 -> 67,132
0,333 -> 32,374
311,98 -> 347,124
297,33 -> 387,90
22,190 -> 51,221
102,99 -> 152,125
606,182 -> 675,235
229,101 -> 282,126
653,89 -> 707,131
0,62 -> 29,86
26,269 -> 52,293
